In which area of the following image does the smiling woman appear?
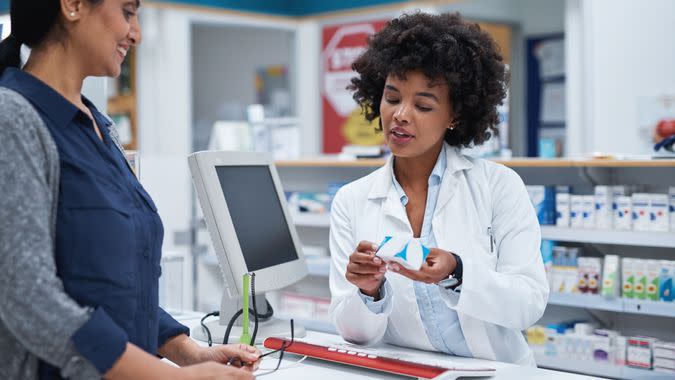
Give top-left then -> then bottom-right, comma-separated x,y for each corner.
0,1 -> 259,380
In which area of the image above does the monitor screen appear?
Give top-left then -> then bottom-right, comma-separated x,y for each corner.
215,165 -> 298,272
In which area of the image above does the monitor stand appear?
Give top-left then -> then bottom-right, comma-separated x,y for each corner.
191,293 -> 306,345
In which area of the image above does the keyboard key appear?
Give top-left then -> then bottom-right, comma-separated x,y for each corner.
337,349 -> 347,353
357,353 -> 367,357
367,354 -> 377,359
347,351 -> 357,355
327,347 -> 337,352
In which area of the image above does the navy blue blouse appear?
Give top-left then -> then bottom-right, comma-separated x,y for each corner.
0,68 -> 188,379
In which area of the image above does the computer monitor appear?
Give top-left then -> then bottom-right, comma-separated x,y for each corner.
188,150 -> 308,343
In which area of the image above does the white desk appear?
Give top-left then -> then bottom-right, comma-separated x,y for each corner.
173,313 -> 605,380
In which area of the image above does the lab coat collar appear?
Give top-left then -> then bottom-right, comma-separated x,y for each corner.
367,143 -> 473,200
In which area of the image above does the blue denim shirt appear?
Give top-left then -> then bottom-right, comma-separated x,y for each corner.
359,147 -> 471,356
0,68 -> 188,379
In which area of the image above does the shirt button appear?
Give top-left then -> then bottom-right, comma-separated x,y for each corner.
143,250 -> 149,258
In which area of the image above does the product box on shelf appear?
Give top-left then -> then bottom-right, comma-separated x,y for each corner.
594,186 -> 613,229
593,329 -> 618,362
582,195 -> 596,229
627,337 -> 656,369
527,186 -> 556,225
632,193 -> 651,231
601,255 -> 620,298
646,260 -> 661,301
650,193 -> 670,232
556,192 -> 570,227
654,341 -> 675,360
577,257 -> 602,294
634,259 -> 648,300
622,258 -> 635,299
614,195 -> 632,230
669,187 -> 675,232
570,195 -> 584,228
660,261 -> 674,302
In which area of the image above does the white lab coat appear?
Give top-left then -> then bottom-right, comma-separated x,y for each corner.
328,143 -> 549,366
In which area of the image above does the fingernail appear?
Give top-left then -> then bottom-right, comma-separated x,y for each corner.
379,267 -> 386,273
375,273 -> 383,279
373,257 -> 382,264
371,244 -> 379,251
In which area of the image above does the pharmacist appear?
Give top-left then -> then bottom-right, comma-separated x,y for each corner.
329,13 -> 549,366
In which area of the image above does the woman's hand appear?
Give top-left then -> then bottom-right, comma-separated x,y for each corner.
194,343 -> 261,371
159,334 -> 260,370
181,361 -> 255,380
388,248 -> 456,284
345,240 -> 387,298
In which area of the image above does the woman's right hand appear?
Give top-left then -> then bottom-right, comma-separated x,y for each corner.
346,241 -> 387,298
181,362 -> 254,380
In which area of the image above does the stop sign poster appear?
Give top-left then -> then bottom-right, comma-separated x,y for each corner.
322,19 -> 389,153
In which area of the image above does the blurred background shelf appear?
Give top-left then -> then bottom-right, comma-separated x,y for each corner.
540,226 -> 675,248
292,213 -> 331,228
534,354 -> 673,380
547,293 -> 675,318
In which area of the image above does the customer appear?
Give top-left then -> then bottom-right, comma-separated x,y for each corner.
0,1 -> 258,379
329,12 -> 548,366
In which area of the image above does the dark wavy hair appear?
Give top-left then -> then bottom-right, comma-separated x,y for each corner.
0,0 -> 104,75
348,12 -> 508,147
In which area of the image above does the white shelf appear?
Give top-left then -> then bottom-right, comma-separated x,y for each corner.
292,213 -> 331,228
548,293 -> 623,313
306,257 -> 331,277
540,226 -> 675,248
548,293 -> 675,318
534,353 -> 671,380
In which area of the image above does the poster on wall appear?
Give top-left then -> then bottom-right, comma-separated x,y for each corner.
321,19 -> 388,153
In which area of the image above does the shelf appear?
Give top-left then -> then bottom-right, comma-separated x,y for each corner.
276,157 -> 675,168
534,353 -> 671,380
548,292 -> 623,312
540,226 -> 675,248
548,293 -> 675,318
292,213 -> 331,227
622,298 -> 675,318
306,257 -> 331,277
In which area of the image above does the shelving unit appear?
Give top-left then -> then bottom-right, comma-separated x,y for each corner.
107,47 -> 138,150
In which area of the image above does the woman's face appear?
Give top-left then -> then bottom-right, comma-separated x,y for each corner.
72,0 -> 142,77
379,70 -> 453,159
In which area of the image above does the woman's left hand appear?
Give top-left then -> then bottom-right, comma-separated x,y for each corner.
388,248 -> 456,284
194,344 -> 261,371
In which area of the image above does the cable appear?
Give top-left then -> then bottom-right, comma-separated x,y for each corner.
255,355 -> 308,377
200,311 -> 219,347
250,272 -> 259,344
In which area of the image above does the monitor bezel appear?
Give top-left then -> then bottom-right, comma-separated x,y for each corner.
188,150 -> 307,299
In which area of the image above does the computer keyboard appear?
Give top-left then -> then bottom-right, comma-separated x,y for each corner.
264,337 -> 496,379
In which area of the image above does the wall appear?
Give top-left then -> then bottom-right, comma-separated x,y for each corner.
191,25 -> 294,149
294,0 -> 565,156
566,0 -> 675,156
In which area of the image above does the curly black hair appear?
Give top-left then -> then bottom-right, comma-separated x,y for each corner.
348,12 -> 508,147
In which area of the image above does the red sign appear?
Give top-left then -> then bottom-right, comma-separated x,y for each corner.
321,19 -> 389,153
